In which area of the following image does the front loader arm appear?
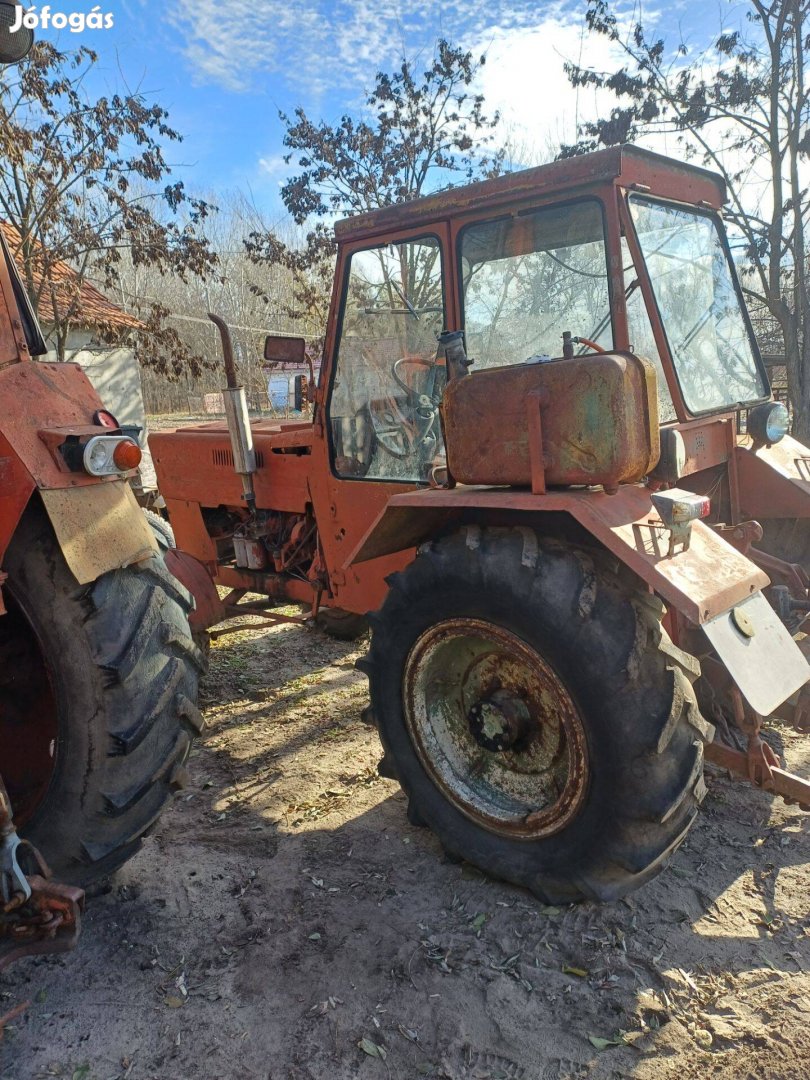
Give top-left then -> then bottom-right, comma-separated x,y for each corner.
348,483 -> 809,717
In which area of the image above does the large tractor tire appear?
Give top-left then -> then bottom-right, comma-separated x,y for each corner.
0,503 -> 205,886
361,527 -> 714,903
142,508 -> 211,661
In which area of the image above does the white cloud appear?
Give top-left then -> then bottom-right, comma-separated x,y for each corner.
258,153 -> 289,179
168,0 -> 675,168
471,16 -> 630,164
166,0 -> 558,96
173,0 -> 797,227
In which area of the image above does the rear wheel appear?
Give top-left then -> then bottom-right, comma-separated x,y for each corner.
362,527 -> 713,903
0,503 -> 205,886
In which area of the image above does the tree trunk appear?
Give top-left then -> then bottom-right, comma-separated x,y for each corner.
788,327 -> 810,442
797,313 -> 810,443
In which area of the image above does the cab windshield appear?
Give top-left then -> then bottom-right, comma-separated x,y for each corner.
629,196 -> 767,414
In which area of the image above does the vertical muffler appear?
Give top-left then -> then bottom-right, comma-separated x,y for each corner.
208,313 -> 256,508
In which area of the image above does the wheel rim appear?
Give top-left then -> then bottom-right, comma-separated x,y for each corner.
0,592 -> 59,825
403,619 -> 588,839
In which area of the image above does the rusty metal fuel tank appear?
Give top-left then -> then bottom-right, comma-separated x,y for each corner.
441,351 -> 660,490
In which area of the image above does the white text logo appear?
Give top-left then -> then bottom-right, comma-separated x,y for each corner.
10,5 -> 114,33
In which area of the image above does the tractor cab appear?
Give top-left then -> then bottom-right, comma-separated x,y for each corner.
327,145 -> 779,502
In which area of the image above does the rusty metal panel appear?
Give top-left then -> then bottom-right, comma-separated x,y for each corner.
348,485 -> 767,624
162,498 -> 219,566
442,352 -> 659,489
669,416 -> 733,477
151,422 -> 313,516
335,145 -> 725,244
0,430 -> 36,562
736,435 -> 810,519
617,149 -> 725,208
0,362 -> 111,490
40,480 -> 157,585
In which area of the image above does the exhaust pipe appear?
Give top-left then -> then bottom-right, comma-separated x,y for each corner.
208,313 -> 256,508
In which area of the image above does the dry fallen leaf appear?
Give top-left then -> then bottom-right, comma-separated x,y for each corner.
358,1036 -> 386,1059
588,1034 -> 621,1050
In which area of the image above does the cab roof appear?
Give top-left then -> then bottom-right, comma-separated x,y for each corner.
334,144 -> 726,244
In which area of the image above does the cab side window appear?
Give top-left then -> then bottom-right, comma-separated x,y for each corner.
330,237 -> 445,482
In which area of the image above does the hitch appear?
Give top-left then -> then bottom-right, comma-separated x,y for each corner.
705,741 -> 810,810
0,773 -> 84,973
703,686 -> 810,810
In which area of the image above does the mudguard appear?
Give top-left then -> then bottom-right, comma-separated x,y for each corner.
0,361 -> 158,583
40,481 -> 157,585
348,483 -> 809,715
736,435 -> 810,519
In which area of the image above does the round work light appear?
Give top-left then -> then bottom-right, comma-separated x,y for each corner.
748,401 -> 789,447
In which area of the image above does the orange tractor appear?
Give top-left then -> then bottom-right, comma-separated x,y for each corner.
0,7 -> 203,973
153,146 -> 810,903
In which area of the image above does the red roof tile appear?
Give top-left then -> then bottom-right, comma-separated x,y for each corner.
0,222 -> 142,332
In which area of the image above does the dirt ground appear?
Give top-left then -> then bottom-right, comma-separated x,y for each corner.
2,618 -> 809,1080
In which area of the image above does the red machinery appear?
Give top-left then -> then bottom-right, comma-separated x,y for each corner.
153,146 -> 810,903
0,8 -> 203,973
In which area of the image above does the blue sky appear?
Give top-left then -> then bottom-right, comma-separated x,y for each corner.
30,1 -> 743,216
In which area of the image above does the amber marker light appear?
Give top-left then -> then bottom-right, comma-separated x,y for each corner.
113,439 -> 142,471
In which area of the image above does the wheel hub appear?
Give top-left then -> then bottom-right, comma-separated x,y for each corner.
403,618 -> 589,840
468,689 -> 530,752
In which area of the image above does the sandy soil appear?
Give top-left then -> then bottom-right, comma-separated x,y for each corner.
2,619 -> 809,1080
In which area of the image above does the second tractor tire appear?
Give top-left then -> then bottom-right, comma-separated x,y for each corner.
7,503 -> 205,887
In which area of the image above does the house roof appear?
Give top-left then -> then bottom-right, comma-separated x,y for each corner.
0,222 -> 142,333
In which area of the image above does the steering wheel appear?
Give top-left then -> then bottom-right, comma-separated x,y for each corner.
391,356 -> 442,399
369,357 -> 443,459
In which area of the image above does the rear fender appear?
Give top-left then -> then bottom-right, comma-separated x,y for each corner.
347,484 -> 809,715
736,435 -> 810,519
0,361 -> 158,584
348,484 -> 766,624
